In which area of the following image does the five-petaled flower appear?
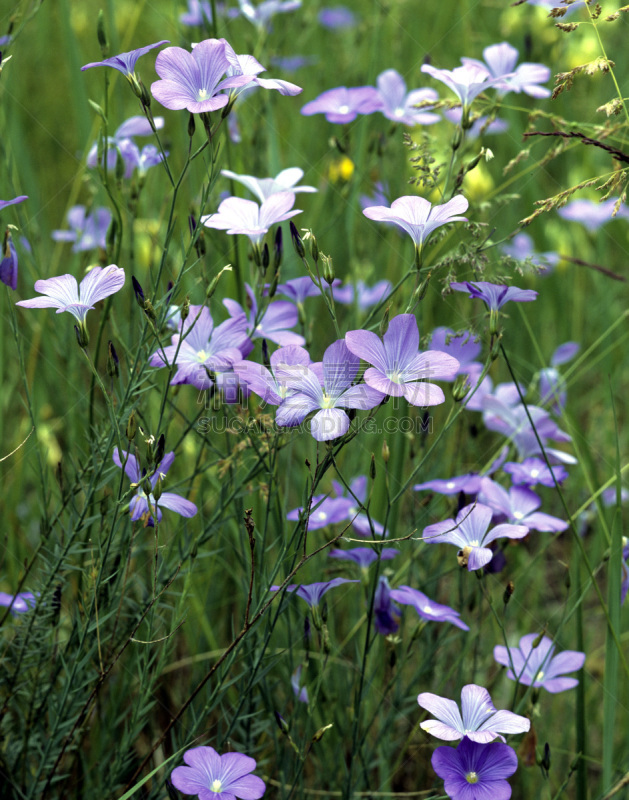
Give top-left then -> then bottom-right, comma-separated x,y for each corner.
113,448 -> 197,525
417,684 -> 530,743
431,738 -> 518,800
345,314 -> 460,407
201,193 -> 301,249
275,339 -> 385,441
422,503 -> 528,571
16,265 -> 125,328
151,39 -> 253,113
494,633 -> 585,693
171,745 -> 265,800
363,195 -> 468,259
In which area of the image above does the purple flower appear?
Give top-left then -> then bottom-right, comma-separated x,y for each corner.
494,633 -> 586,693
373,69 -> 439,126
221,167 -> 316,203
0,591 -> 37,616
151,39 -> 252,113
329,547 -> 398,568
502,232 -> 559,272
286,494 -> 353,530
113,448 -> 197,524
421,63 -> 505,111
461,42 -> 550,98
389,585 -> 469,630
201,193 -> 301,247
86,116 -> 166,179
171,746 -> 265,800
224,284 -> 304,347
319,6 -> 356,28
363,195 -> 468,251
332,280 -> 392,310
413,473 -> 481,495
432,738 -> 518,800
270,55 -> 318,72
345,314 -> 460,407
51,206 -> 112,253
417,684 -> 530,743
180,0 -> 239,25
234,344 -> 311,405
0,233 -> 18,290
16,265 -> 125,325
557,198 -> 629,231
429,327 -> 482,379
272,577 -> 359,607
0,196 -> 28,211
373,576 -> 401,635
422,503 -> 528,571
237,0 -> 301,31
275,339 -> 385,441
291,665 -> 309,703
82,40 -> 169,76
149,305 -> 251,392
503,458 -> 567,488
275,276 -> 323,304
479,477 -> 568,532
330,475 -> 386,537
443,108 -> 509,138
301,86 -> 381,123
450,281 -> 537,310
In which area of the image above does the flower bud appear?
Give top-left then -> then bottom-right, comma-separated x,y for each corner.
261,242 -> 270,273
154,433 -> 166,467
181,296 -> 190,323
153,475 -> 163,502
97,10 -> 109,56
321,254 -> 335,285
206,265 -> 232,300
452,373 -> 471,402
382,440 -> 390,464
503,580 -> 514,605
126,411 -> 137,441
132,276 -> 145,307
274,225 -> 283,270
74,324 -> 89,349
274,711 -> 290,736
309,233 -> 319,263
289,221 -> 305,258
370,453 -> 376,480
188,113 -> 196,138
107,340 -> 119,378
311,723 -> 333,743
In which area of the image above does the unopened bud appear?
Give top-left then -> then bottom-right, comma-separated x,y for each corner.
309,234 -> 319,263
503,580 -> 514,605
153,475 -> 163,502
268,268 -> 280,298
107,340 -> 119,378
452,373 -> 471,402
181,296 -> 190,323
540,742 -> 551,775
289,221 -> 305,258
74,324 -> 89,349
274,226 -> 283,270
143,299 -> 157,322
531,630 -> 546,649
115,148 -> 125,182
97,10 -> 109,56
261,242 -> 270,272
382,440 -> 390,464
188,113 -> 196,138
154,433 -> 166,467
132,276 -> 145,307
311,723 -> 333,743
322,254 -> 335,285
274,711 -> 290,735
206,265 -> 232,300
126,411 -> 137,441
370,453 -> 376,480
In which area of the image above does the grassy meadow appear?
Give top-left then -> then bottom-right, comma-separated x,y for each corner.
1,0 -> 628,798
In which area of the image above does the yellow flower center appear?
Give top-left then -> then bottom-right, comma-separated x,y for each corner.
466,771 -> 479,784
321,392 -> 335,409
210,779 -> 222,792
